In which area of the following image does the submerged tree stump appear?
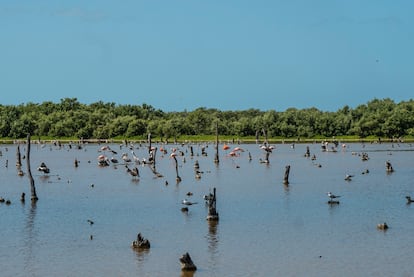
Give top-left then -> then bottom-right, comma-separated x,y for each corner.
304,146 -> 310,157
179,252 -> 197,271
386,161 -> 394,173
131,233 -> 150,249
283,165 -> 290,185
206,187 -> 219,221
214,121 -> 219,164
26,134 -> 38,202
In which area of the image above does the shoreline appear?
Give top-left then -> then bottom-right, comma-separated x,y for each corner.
1,137 -> 411,145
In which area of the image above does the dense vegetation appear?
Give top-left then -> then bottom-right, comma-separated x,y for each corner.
0,98 -> 413,141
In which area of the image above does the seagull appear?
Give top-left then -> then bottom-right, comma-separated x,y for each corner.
344,174 -> 354,181
182,199 -> 197,205
327,192 -> 340,200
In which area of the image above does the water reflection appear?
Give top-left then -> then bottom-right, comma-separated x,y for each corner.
23,201 -> 37,275
133,247 -> 150,268
180,270 -> 196,277
206,220 -> 219,257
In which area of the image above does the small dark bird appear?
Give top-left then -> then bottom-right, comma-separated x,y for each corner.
406,196 -> 414,204
87,219 -> 94,225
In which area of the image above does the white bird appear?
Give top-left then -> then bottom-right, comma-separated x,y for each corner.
327,192 -> 340,200
344,174 -> 354,181
182,199 -> 197,206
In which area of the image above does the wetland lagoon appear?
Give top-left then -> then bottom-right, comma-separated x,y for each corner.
1,141 -> 414,277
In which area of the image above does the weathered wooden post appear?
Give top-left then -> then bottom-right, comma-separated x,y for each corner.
16,144 -> 22,168
305,146 -> 310,157
26,134 -> 38,202
16,145 -> 24,176
283,165 -> 290,185
214,121 -> 219,164
172,155 -> 181,183
262,128 -> 268,145
206,187 -> 219,221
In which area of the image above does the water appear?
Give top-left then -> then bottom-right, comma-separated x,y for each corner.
1,141 -> 414,277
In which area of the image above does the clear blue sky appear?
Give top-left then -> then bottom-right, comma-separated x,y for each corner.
1,1 -> 413,112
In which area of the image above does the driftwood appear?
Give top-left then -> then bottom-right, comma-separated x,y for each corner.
131,233 -> 150,249
179,252 -> 197,271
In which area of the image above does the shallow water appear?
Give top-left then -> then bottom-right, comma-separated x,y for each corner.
0,141 -> 414,276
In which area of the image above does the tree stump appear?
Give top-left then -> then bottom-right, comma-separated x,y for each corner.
386,161 -> 394,173
179,252 -> 197,271
283,165 -> 290,185
131,233 -> 150,249
206,187 -> 219,221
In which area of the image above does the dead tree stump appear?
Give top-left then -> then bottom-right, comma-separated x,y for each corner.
386,161 -> 394,173
206,187 -> 219,221
131,233 -> 150,249
179,252 -> 197,271
283,165 -> 290,185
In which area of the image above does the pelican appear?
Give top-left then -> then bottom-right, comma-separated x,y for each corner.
126,166 -> 139,178
122,153 -> 131,163
131,150 -> 140,164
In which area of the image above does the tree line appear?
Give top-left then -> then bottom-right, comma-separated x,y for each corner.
0,98 -> 413,140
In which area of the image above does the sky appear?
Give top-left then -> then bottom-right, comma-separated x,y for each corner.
1,1 -> 413,112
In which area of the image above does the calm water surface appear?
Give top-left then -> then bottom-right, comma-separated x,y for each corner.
0,141 -> 414,277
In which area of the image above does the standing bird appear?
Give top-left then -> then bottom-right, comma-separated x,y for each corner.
37,162 -> 50,174
327,192 -> 341,204
126,166 -> 139,178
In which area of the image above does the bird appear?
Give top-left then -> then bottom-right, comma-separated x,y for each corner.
327,192 -> 340,199
327,192 -> 340,203
344,174 -> 354,181
182,199 -> 197,205
406,196 -> 414,204
126,166 -> 139,178
377,222 -> 388,230
87,219 -> 94,225
37,162 -> 50,174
